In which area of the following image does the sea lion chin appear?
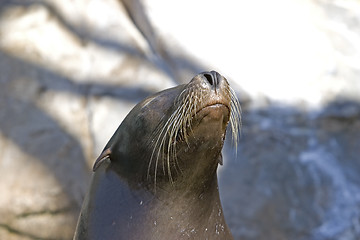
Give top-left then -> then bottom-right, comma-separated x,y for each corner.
74,71 -> 241,240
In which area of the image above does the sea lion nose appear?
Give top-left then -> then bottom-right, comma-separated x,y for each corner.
203,71 -> 221,91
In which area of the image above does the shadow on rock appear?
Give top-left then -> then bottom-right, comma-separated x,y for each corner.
0,47 -> 157,239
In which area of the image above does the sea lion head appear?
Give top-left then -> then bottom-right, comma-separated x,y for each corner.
93,71 -> 241,192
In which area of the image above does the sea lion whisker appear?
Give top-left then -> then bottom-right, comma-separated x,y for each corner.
155,120 -> 174,187
176,97 -> 193,145
172,147 -> 180,174
232,100 -> 242,133
180,93 -> 198,144
168,101 -> 194,181
230,87 -> 242,118
147,114 -> 170,180
229,87 -> 242,151
148,127 -> 164,178
176,87 -> 190,104
158,113 -> 178,175
148,111 -> 177,184
166,143 -> 174,184
167,117 -> 182,184
152,132 -> 165,187
176,85 -> 192,101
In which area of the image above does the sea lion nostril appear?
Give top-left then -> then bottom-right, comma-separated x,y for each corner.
203,71 -> 221,89
204,73 -> 214,86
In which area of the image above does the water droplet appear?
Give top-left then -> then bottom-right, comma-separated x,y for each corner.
139,200 -> 143,205
215,225 -> 220,235
199,193 -> 204,199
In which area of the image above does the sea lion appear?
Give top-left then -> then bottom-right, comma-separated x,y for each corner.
74,71 -> 241,240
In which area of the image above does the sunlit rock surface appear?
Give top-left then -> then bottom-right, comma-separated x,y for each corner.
0,0 -> 359,239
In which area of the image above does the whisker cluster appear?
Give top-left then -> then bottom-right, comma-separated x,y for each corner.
147,84 -> 200,187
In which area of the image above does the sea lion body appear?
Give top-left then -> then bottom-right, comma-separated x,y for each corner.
74,71 -> 241,240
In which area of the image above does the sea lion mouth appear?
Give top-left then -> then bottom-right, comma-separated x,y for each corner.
196,103 -> 230,114
195,103 -> 230,124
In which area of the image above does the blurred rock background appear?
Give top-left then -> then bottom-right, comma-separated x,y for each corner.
0,0 -> 359,239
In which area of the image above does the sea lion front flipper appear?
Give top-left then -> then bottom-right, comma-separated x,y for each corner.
93,148 -> 112,171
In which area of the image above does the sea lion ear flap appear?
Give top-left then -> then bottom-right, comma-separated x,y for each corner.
218,153 -> 223,165
93,148 -> 112,172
